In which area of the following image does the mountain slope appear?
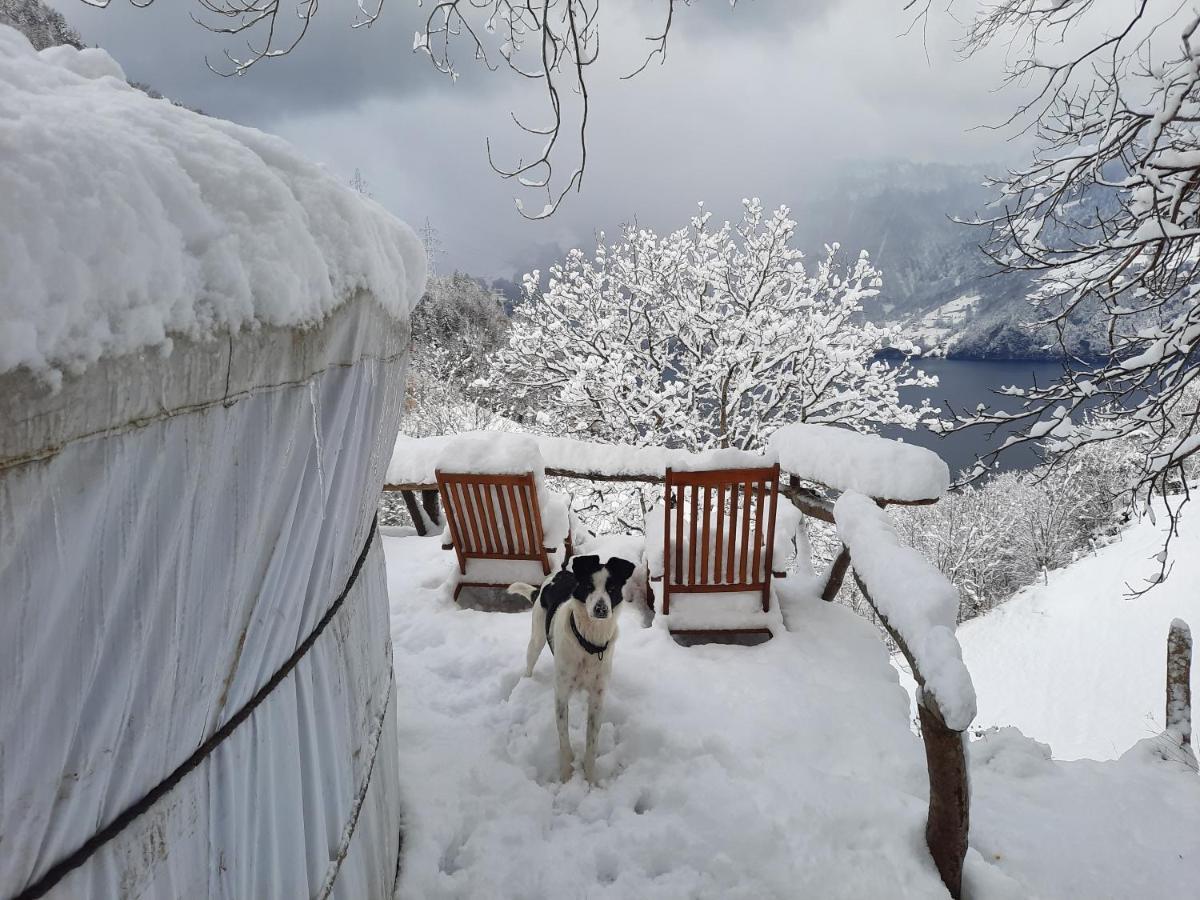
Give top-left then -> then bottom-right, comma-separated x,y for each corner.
957,496 -> 1200,760
791,162 -> 1092,359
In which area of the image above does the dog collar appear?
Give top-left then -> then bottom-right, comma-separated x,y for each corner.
570,612 -> 610,661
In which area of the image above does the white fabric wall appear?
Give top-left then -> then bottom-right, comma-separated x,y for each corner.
0,295 -> 407,898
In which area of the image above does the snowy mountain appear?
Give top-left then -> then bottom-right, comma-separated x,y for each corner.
790,162 -> 1082,360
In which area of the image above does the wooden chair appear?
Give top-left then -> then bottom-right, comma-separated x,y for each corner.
436,470 -> 572,600
656,463 -> 782,641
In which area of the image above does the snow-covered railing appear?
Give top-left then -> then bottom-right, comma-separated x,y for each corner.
769,423 -> 950,504
833,492 -> 975,899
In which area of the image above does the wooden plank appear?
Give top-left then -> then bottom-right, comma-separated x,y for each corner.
688,483 -> 699,587
527,475 -> 552,574
665,477 -> 676,616
714,485 -> 725,584
700,485 -> 712,587
503,483 -> 523,555
726,483 -> 738,585
740,479 -> 752,584
518,482 -> 538,562
761,464 -> 780,612
752,477 -> 765,584
437,480 -> 467,573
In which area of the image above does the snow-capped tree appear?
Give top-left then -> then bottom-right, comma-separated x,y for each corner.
402,272 -> 511,438
922,0 -> 1200,585
0,0 -> 81,51
491,200 -> 936,454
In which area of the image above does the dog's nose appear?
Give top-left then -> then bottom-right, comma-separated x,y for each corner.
593,604 -> 609,619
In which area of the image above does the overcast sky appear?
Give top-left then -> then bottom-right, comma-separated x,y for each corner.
51,0 -> 1024,279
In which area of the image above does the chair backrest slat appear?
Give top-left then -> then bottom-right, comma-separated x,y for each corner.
688,483 -> 699,586
714,485 -> 726,584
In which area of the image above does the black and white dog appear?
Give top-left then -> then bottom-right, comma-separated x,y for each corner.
510,554 -> 637,783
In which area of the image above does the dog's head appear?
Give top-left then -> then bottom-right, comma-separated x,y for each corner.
566,554 -> 638,621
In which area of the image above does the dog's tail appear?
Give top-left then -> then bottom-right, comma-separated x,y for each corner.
507,582 -> 539,603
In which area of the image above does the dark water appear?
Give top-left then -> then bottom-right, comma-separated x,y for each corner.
881,358 -> 1067,478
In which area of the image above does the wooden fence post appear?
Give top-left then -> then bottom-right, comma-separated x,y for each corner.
421,489 -> 441,528
1167,618 -> 1193,748
400,490 -> 428,537
853,571 -> 969,898
917,698 -> 970,897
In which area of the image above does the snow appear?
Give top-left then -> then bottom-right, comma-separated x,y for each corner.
654,590 -> 786,633
437,433 -> 545,478
835,491 -> 975,731
0,25 -> 426,383
770,424 -> 950,502
384,532 -> 1200,898
670,446 -> 777,471
954,496 -> 1200,760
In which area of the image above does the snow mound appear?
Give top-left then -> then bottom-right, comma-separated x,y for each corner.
0,25 -> 426,383
670,446 -> 777,471
436,432 -> 544,478
835,491 -> 975,730
770,423 -> 949,502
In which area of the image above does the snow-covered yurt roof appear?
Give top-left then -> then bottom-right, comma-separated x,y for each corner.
0,24 -> 426,387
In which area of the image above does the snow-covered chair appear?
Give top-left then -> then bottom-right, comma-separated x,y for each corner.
435,434 -> 574,601
646,456 -> 804,641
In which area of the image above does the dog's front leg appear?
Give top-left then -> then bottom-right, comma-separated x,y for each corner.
555,675 -> 574,781
583,685 -> 605,785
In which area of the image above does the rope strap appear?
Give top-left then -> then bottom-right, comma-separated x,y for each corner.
16,516 -> 381,900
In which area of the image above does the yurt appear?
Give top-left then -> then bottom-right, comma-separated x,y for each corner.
0,25 -> 425,898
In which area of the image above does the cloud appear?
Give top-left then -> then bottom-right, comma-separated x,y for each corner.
49,0 -> 1026,277
49,0 -> 488,122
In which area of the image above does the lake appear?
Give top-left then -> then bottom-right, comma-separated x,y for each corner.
881,358 -> 1067,478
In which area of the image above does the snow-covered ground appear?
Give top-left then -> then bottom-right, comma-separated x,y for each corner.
385,532 -> 1200,898
955,498 -> 1200,761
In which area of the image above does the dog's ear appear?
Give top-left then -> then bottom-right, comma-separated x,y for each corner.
605,556 -> 636,589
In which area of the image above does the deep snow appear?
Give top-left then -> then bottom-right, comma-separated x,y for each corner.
385,532 -> 1200,898
0,24 -> 425,382
955,497 -> 1200,761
